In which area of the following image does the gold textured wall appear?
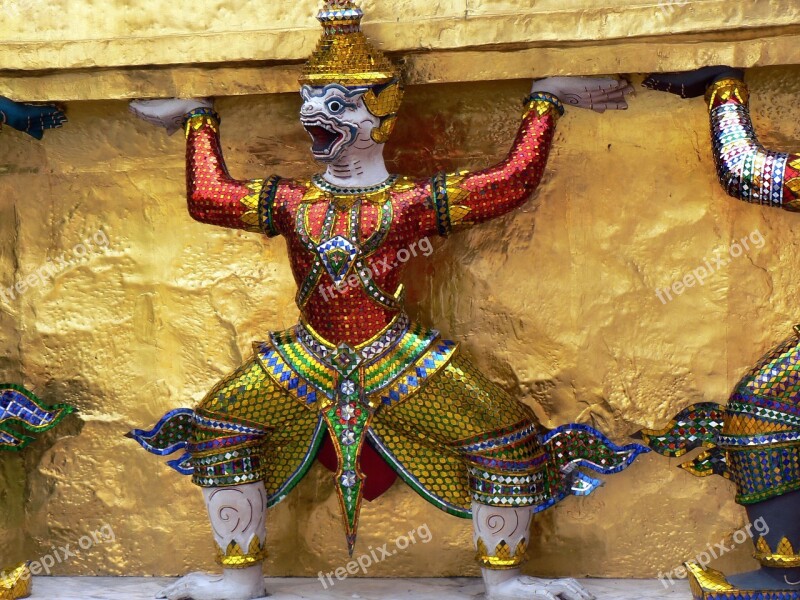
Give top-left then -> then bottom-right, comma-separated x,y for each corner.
1,0 -> 799,99
1,67 -> 799,579
1,0 -> 800,582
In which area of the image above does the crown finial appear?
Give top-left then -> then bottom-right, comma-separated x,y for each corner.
300,0 -> 399,87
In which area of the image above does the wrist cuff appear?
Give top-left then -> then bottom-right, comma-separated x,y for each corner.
182,107 -> 221,136
705,78 -> 749,111
523,92 -> 564,118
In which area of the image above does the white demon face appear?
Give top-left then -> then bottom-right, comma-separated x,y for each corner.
300,84 -> 381,163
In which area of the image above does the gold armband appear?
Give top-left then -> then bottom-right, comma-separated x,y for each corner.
182,108 -> 220,137
523,92 -> 564,120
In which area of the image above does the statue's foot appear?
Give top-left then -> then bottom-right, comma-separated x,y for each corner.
485,576 -> 594,600
686,561 -> 800,599
0,562 -> 32,600
155,571 -> 266,600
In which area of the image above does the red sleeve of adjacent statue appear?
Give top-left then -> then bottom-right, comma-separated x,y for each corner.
414,95 -> 562,237
184,110 -> 269,231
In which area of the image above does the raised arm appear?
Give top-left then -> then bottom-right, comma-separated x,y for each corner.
706,78 -> 800,210
182,107 -> 275,232
644,66 -> 800,211
422,77 -> 631,236
129,99 -> 280,234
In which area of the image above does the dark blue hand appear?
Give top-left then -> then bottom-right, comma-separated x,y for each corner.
643,65 -> 745,99
0,96 -> 67,139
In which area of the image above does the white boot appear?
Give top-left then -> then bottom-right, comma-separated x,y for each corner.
157,482 -> 268,600
473,501 -> 594,600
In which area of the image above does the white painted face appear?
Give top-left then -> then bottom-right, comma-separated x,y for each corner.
300,84 -> 381,163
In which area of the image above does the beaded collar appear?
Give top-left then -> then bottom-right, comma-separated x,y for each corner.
312,174 -> 397,195
302,174 -> 414,206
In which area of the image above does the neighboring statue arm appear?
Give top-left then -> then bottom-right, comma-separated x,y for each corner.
706,78 -> 800,210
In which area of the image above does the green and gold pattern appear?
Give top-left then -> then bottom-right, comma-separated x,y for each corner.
255,316 -> 452,410
430,171 -> 472,236
191,356 -> 322,500
131,314 -> 647,551
322,401 -> 371,554
642,327 -> 800,506
256,174 -> 281,237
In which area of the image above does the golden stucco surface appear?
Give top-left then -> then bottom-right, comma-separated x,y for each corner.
0,0 -> 799,99
0,66 -> 799,579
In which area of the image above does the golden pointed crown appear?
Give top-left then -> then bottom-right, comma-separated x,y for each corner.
300,1 -> 400,88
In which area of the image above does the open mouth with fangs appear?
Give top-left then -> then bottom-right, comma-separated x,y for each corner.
304,123 -> 344,156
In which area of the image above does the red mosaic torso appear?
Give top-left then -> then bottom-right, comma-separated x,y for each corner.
184,106 -> 558,346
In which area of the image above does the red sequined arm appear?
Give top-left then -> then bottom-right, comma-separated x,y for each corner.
184,110 -> 278,234
425,95 -> 561,236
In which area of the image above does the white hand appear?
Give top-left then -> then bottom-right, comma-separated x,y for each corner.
487,575 -> 595,600
129,98 -> 213,135
155,570 -> 266,600
531,77 -> 633,112
541,578 -> 595,600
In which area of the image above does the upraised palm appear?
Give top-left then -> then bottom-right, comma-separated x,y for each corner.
532,77 -> 633,112
643,65 -> 744,98
129,98 -> 213,135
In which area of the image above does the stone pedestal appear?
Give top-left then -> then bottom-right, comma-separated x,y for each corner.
28,577 -> 691,599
